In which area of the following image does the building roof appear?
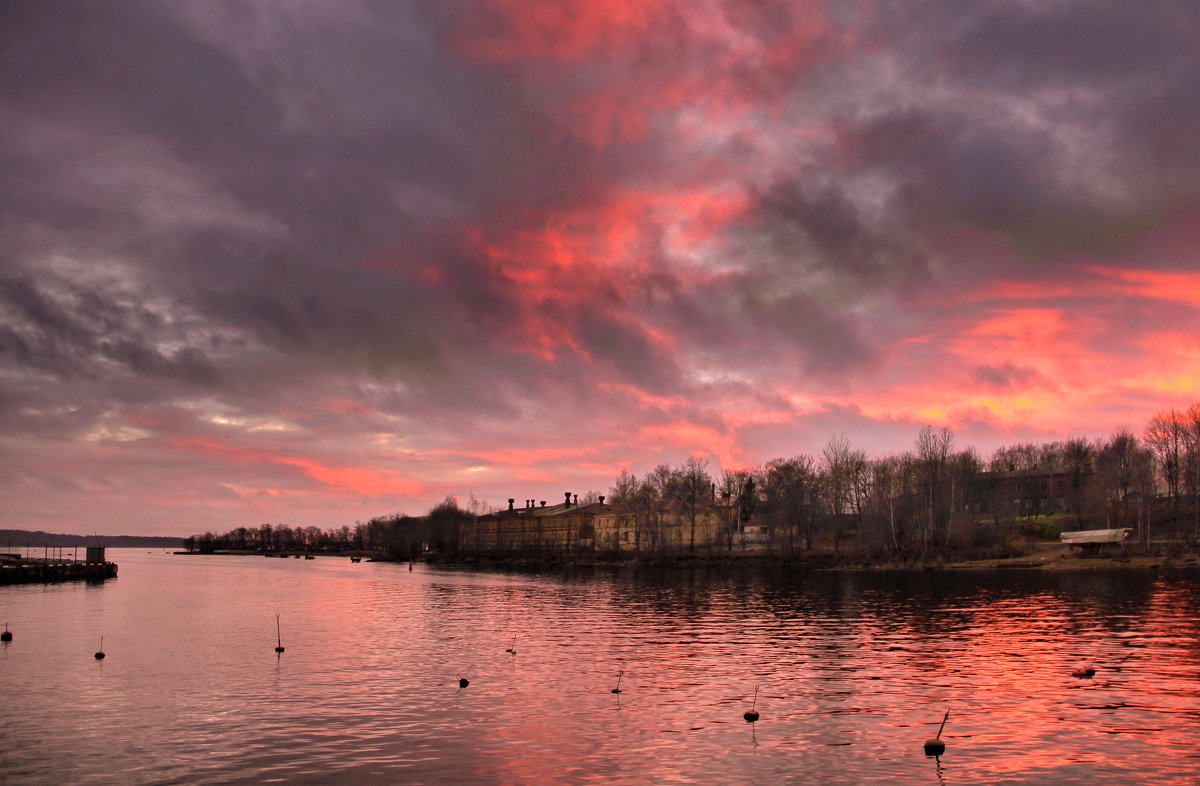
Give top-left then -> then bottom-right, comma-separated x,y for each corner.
1060,528 -> 1130,544
481,501 -> 608,520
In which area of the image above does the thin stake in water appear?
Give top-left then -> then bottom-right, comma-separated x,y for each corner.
923,710 -> 950,755
611,670 -> 624,694
743,686 -> 760,722
275,614 -> 285,654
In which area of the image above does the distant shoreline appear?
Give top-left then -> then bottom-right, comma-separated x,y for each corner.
1,529 -> 184,549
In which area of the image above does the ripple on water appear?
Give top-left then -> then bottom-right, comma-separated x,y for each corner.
2,554 -> 1200,784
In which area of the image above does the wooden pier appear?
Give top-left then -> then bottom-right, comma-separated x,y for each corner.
0,547 -> 118,585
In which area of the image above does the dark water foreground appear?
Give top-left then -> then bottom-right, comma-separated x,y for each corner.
2,551 -> 1198,784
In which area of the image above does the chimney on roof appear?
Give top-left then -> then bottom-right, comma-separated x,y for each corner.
564,491 -> 572,507
573,494 -> 578,505
508,499 -> 515,510
599,495 -> 605,505
540,501 -> 546,507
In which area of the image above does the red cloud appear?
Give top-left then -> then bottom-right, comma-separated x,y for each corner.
1092,266 -> 1200,308
168,438 -> 423,498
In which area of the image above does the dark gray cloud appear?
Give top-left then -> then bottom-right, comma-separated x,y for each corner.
972,363 -> 1053,393
3,0 -> 1197,400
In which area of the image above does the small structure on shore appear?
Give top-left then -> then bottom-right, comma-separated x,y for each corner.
1060,528 -> 1131,554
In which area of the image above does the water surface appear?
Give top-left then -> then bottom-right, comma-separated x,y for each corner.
2,551 -> 1199,784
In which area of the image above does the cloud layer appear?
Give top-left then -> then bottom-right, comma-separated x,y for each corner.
4,0 -> 1200,534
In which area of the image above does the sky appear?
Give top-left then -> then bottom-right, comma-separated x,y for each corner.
4,0 -> 1200,536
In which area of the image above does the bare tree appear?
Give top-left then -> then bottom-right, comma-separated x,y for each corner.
822,434 -> 868,550
1186,404 -> 1200,537
610,468 -> 662,553
673,456 -> 712,553
866,453 -> 914,553
763,455 -> 819,552
1096,429 -> 1145,529
915,425 -> 954,553
1145,409 -> 1186,506
1061,438 -> 1095,525
718,469 -> 756,551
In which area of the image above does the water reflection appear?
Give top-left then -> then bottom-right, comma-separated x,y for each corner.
1,553 -> 1198,783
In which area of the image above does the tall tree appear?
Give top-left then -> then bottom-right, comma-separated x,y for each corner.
1144,409 -> 1186,505
915,425 -> 954,552
718,469 -> 755,551
1062,438 -> 1095,524
763,455 -> 819,552
673,456 -> 713,553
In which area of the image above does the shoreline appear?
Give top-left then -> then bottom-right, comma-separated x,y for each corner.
433,544 -> 1200,573
172,544 -> 1200,572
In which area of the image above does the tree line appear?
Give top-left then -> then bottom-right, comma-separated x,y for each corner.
606,402 -> 1200,558
182,497 -> 472,558
188,403 -> 1200,559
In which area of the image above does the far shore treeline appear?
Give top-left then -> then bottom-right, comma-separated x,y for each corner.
185,403 -> 1200,561
1,530 -> 184,549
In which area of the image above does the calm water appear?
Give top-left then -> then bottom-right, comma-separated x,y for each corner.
2,551 -> 1199,784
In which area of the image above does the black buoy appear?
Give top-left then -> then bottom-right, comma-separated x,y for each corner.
743,685 -> 760,722
1,623 -> 11,642
923,710 -> 950,755
94,636 -> 106,660
506,636 -> 516,654
1072,651 -> 1098,677
611,669 -> 624,694
1071,665 -> 1096,678
274,614 -> 285,654
458,675 -> 469,689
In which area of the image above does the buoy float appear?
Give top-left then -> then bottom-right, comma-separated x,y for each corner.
743,685 -> 760,722
923,710 -> 950,755
458,676 -> 469,689
1,623 -> 11,642
1073,646 -> 1100,677
505,636 -> 516,654
1072,652 -> 1097,678
94,636 -> 106,660
274,614 -> 285,653
611,670 -> 624,694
